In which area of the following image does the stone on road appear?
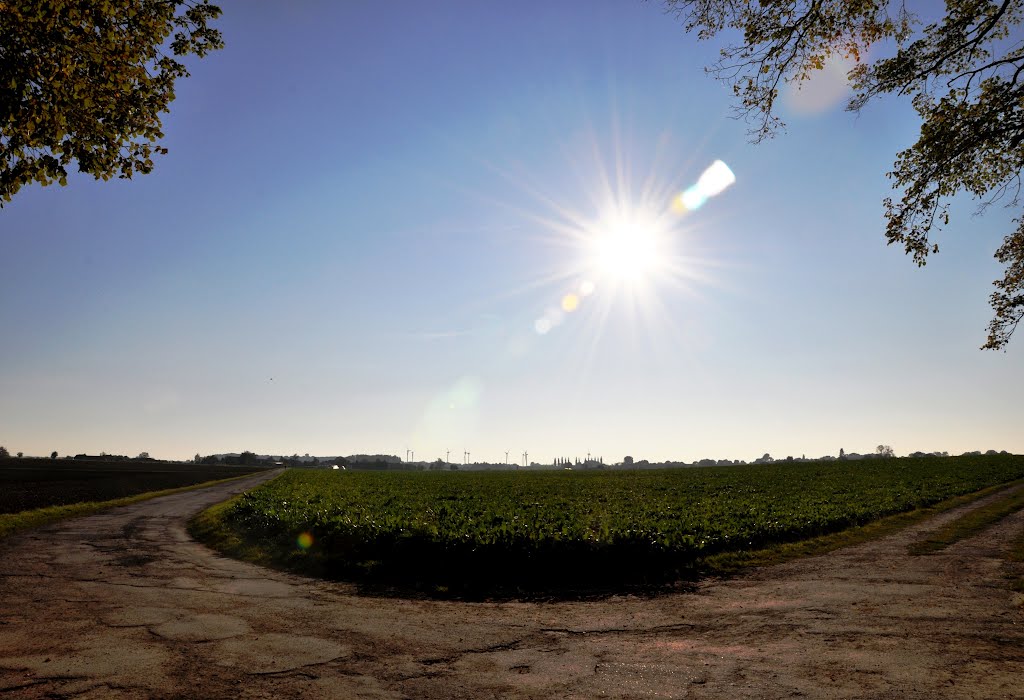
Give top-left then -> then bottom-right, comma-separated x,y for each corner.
1,470 -> 1023,698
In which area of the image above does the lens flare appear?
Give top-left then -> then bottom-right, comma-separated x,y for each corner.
673,160 -> 736,213
412,375 -> 484,453
296,532 -> 314,550
783,52 -> 855,115
697,160 -> 736,198
561,293 -> 580,312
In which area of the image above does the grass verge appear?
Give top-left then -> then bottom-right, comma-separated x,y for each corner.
0,472 -> 266,540
907,483 -> 1024,556
190,477 -> 1024,599
702,479 -> 1024,576
1003,514 -> 1024,596
187,494 -> 276,568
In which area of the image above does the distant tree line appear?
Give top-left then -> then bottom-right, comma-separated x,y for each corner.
194,451 -> 282,466
190,452 -> 424,471
71,453 -> 155,462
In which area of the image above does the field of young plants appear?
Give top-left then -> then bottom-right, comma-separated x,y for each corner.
221,455 -> 1024,590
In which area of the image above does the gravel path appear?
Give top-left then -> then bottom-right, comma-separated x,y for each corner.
1,471 -> 1023,699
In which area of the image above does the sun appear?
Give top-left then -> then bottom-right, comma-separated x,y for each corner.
589,206 -> 668,283
457,125 -> 735,346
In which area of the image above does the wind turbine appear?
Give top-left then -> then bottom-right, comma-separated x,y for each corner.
505,449 -> 509,465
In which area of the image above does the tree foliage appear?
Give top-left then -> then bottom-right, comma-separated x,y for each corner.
0,0 -> 223,204
669,0 -> 1024,349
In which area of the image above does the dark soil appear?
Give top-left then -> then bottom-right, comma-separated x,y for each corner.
0,459 -> 265,514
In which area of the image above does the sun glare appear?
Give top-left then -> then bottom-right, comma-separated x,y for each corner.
472,138 -> 735,344
592,209 -> 666,282
593,212 -> 663,282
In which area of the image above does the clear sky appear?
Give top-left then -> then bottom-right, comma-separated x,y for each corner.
1,1 -> 1021,463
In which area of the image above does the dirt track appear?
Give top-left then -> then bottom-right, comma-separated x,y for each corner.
1,471 -> 1023,699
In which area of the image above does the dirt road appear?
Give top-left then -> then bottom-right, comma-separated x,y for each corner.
1,471 -> 1023,699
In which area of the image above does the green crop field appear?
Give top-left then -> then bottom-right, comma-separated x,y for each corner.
215,455 -> 1024,592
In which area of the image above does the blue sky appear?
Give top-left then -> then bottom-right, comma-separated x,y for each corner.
1,1 -> 1021,462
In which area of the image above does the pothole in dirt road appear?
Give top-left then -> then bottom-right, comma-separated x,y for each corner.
150,613 -> 251,642
211,633 -> 350,674
114,554 -> 157,567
